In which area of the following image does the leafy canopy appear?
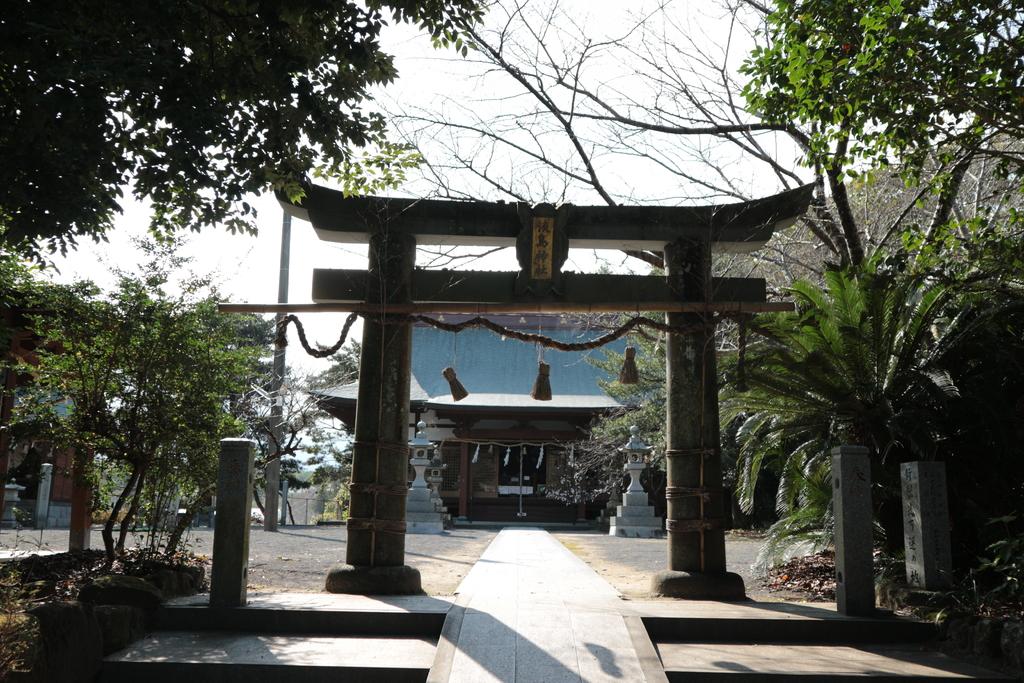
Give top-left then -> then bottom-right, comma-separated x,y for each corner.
12,243 -> 261,557
743,0 -> 1024,175
0,0 -> 483,256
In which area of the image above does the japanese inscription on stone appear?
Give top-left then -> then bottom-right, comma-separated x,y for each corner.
901,461 -> 952,590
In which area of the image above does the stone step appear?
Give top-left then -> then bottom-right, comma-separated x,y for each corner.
157,593 -> 449,637
656,642 -> 1011,681
643,611 -> 937,644
99,631 -> 435,683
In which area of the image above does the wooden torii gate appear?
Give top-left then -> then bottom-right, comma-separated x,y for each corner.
230,182 -> 813,598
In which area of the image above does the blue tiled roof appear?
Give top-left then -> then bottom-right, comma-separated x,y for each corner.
412,324 -> 624,409
320,318 -> 627,411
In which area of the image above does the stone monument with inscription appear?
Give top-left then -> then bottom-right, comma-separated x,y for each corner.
34,463 -> 53,529
210,439 -> 256,607
832,445 -> 875,616
901,461 -> 953,590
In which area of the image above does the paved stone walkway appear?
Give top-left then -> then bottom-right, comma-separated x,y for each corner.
447,528 -> 645,682
443,529 -> 1000,682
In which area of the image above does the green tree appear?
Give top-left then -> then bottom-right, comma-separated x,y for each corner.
14,245 -> 260,560
308,342 -> 362,390
743,0 -> 1024,178
724,264 -> 966,552
741,0 -> 1024,269
0,0 -> 483,256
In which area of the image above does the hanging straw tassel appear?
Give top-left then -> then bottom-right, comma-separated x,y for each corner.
531,361 -> 552,401
471,444 -> 480,464
442,367 -> 469,401
618,346 -> 639,384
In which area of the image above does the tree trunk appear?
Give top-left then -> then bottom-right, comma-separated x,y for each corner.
165,507 -> 195,555
166,486 -> 213,554
102,466 -> 139,562
147,485 -> 164,551
116,465 -> 148,554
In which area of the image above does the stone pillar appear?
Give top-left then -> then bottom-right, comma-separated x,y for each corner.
833,445 -> 875,616
210,439 -> 255,608
652,238 -> 744,599
68,448 -> 91,551
327,231 -> 421,594
901,461 -> 953,590
34,463 -> 53,529
279,478 -> 289,526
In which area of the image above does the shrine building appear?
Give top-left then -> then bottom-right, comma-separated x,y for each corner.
316,314 -> 627,524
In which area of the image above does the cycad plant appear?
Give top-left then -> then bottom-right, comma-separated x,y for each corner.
723,263 -> 961,556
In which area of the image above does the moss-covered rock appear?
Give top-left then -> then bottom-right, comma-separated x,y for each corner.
94,604 -> 146,655
999,620 -> 1023,673
145,566 -> 203,599
78,574 -> 162,610
11,601 -> 101,683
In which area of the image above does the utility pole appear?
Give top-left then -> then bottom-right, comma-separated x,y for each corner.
264,211 -> 291,532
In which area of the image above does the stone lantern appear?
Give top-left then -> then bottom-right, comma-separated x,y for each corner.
2,481 -> 27,529
609,426 -> 663,538
427,450 -> 447,499
406,421 -> 446,534
408,421 -> 433,491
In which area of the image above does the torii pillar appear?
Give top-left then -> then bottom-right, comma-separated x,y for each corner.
325,231 -> 422,594
652,237 -> 745,599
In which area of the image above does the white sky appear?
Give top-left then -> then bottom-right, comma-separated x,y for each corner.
44,1 -> 791,376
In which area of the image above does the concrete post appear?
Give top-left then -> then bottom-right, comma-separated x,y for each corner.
327,231 -> 421,594
832,445 -> 875,615
651,238 -> 744,599
264,211 -> 292,532
210,439 -> 255,607
34,463 -> 53,529
901,461 -> 953,590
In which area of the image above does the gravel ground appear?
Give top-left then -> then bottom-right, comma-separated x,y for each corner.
0,525 -> 497,596
3,526 -> 780,599
552,530 -> 774,599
